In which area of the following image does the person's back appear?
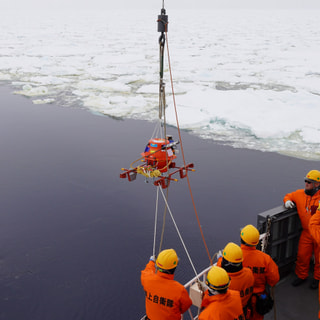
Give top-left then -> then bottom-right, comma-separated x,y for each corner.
217,242 -> 254,310
200,289 -> 244,320
240,225 -> 279,320
199,266 -> 245,320
141,249 -> 192,320
309,203 -> 320,319
229,267 -> 254,307
310,203 -> 320,243
241,245 -> 279,293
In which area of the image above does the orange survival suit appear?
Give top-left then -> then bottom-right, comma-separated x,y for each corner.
309,204 -> 320,319
217,257 -> 254,310
284,189 -> 320,280
141,260 -> 192,320
241,244 -> 280,320
199,289 -> 245,320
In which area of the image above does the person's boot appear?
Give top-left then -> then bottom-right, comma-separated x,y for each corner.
291,276 -> 307,286
310,279 -> 319,289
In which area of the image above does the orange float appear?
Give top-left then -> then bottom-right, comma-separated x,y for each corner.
141,138 -> 176,173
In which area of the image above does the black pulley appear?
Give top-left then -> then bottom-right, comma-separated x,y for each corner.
157,8 -> 168,33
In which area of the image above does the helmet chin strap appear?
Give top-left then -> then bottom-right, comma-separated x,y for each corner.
208,288 -> 220,296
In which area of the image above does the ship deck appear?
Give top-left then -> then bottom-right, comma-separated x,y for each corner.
265,271 -> 318,320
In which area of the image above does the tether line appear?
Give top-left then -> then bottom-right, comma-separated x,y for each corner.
153,186 -> 160,257
159,187 -> 199,278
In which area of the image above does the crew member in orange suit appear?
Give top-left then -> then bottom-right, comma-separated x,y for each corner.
141,248 -> 192,320
199,265 -> 245,320
240,225 -> 279,320
309,202 -> 320,319
283,169 -> 320,289
217,242 -> 254,319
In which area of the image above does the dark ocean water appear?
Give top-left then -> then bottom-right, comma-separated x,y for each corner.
0,86 -> 318,319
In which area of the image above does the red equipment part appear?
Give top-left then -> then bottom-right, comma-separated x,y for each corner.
141,138 -> 176,173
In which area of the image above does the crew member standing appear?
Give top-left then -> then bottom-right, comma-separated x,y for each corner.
283,169 -> 320,289
141,248 -> 192,320
217,242 -> 254,318
199,265 -> 245,320
309,202 -> 320,319
240,224 -> 279,320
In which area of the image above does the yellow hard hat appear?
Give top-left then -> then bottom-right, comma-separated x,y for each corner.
206,266 -> 230,291
240,224 -> 260,246
156,249 -> 178,271
305,170 -> 320,183
223,242 -> 243,263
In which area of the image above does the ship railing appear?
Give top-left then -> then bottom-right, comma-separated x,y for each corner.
183,265 -> 212,320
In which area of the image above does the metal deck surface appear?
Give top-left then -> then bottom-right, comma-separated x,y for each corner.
265,272 -> 318,320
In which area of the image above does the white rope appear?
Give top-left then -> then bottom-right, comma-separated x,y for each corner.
153,186 -> 160,256
150,119 -> 163,140
159,186 -> 199,278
